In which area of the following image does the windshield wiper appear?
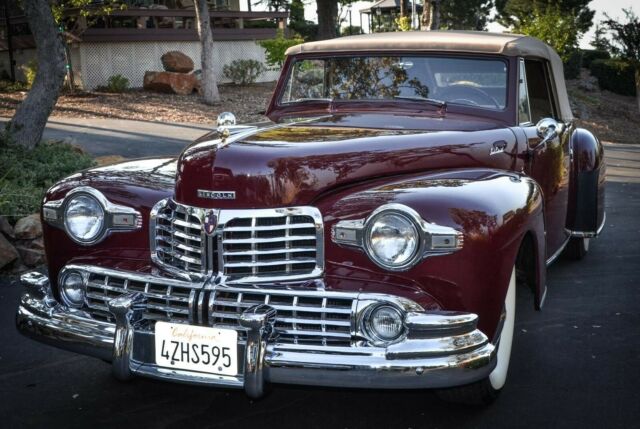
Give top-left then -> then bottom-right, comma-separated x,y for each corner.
393,95 -> 448,112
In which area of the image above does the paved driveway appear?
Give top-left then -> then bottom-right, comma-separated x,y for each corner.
0,117 -> 213,157
0,138 -> 638,428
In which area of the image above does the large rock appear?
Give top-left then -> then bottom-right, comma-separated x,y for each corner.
0,233 -> 18,270
16,245 -> 45,267
14,214 -> 42,240
144,71 -> 198,95
161,51 -> 194,73
0,216 -> 14,239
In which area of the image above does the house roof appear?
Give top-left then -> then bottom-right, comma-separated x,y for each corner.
285,31 -> 573,121
360,0 -> 411,13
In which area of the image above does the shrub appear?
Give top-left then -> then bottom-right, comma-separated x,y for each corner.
258,30 -> 304,68
222,60 -> 267,85
0,80 -> 28,92
563,50 -> 583,79
341,26 -> 362,36
103,74 -> 130,93
394,16 -> 412,32
21,59 -> 37,88
590,59 -> 637,96
581,49 -> 610,69
0,138 -> 95,221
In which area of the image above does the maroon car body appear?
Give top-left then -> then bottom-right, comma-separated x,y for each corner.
17,31 -> 605,403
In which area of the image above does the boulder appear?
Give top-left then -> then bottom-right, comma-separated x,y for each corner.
0,216 -> 14,239
0,233 -> 18,270
16,245 -> 45,267
14,214 -> 42,240
161,51 -> 194,73
144,71 -> 198,95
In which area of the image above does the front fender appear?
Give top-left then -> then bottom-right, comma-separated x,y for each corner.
316,168 -> 546,338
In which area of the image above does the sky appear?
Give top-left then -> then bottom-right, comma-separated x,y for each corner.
242,0 -> 637,49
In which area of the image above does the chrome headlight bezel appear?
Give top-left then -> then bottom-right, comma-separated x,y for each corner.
362,303 -> 406,345
63,193 -> 106,245
362,207 -> 422,271
43,186 -> 142,246
332,203 -> 464,272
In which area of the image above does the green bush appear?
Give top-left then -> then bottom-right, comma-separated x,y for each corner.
563,50 -> 583,79
258,30 -> 304,68
222,59 -> 267,85
341,26 -> 363,36
590,59 -> 637,96
581,49 -> 610,69
99,74 -> 130,93
0,79 -> 28,92
0,139 -> 95,221
21,59 -> 37,88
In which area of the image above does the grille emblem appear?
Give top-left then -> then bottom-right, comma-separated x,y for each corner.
203,211 -> 218,235
198,190 -> 236,200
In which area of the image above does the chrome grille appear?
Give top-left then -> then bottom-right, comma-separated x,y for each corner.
152,200 -> 208,277
209,287 -> 355,346
84,271 -> 198,323
150,200 -> 324,283
219,209 -> 323,282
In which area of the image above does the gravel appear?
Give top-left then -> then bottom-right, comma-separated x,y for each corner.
0,82 -> 276,124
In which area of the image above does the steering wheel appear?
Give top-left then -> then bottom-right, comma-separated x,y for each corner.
438,84 -> 501,109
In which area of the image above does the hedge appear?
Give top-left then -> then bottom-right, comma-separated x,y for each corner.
581,49 -> 610,69
590,59 -> 637,97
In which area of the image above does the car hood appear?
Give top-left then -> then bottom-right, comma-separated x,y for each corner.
174,113 -> 518,208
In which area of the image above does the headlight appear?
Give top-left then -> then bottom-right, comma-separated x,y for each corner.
365,305 -> 405,343
64,194 -> 105,243
60,271 -> 86,308
364,211 -> 420,269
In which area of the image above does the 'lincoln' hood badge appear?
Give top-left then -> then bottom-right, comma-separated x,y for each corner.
197,190 -> 236,200
203,211 -> 218,235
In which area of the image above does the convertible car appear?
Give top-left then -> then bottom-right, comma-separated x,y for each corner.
16,31 -> 605,404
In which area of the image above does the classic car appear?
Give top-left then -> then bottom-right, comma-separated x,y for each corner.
16,31 -> 605,404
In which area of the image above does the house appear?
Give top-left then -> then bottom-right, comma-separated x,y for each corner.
0,0 -> 287,89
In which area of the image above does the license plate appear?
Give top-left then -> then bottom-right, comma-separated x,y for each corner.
155,321 -> 238,376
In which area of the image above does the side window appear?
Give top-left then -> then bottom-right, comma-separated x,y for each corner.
518,59 -> 531,124
524,60 -> 556,123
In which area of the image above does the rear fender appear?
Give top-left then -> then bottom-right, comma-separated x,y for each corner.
567,128 -> 606,236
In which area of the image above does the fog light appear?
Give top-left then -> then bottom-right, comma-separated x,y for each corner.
366,305 -> 404,343
60,271 -> 85,308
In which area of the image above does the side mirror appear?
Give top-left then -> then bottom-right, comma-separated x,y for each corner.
532,118 -> 564,152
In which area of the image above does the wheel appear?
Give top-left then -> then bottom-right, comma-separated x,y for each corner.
564,237 -> 590,260
436,267 -> 516,405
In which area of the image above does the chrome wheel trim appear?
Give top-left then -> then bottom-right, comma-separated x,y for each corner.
489,267 -> 516,390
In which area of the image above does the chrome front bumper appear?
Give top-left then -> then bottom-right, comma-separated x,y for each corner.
16,271 -> 496,397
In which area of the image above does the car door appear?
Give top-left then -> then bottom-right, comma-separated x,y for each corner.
518,58 -> 571,260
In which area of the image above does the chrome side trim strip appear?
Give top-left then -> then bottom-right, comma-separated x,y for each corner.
566,212 -> 607,238
545,234 -> 571,266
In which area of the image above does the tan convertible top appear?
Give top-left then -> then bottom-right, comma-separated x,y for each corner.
285,31 -> 573,122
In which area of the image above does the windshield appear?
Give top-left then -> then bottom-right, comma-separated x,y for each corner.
281,56 -> 508,110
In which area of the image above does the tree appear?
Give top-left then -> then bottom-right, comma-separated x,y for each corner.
511,3 -> 582,61
7,0 -> 66,150
194,0 -> 220,104
439,0 -> 493,31
600,9 -> 640,111
495,0 -> 594,34
316,0 -> 357,40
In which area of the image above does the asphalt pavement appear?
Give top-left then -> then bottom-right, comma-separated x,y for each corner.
0,117 -> 213,157
0,140 -> 638,429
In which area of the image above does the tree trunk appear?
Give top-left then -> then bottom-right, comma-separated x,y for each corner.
430,0 -> 441,30
8,0 -> 65,150
194,0 -> 220,105
316,0 -> 338,40
421,0 -> 432,30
